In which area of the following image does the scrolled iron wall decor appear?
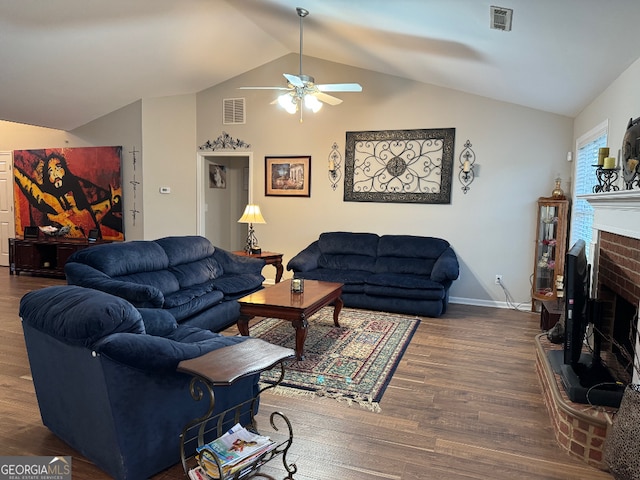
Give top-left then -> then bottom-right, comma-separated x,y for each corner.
344,128 -> 455,204
328,142 -> 342,191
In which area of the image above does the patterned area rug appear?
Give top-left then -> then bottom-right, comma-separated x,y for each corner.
249,307 -> 420,412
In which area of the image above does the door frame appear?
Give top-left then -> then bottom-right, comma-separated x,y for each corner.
195,151 -> 253,237
0,151 -> 16,267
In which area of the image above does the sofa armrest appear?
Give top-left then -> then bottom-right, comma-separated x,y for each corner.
286,240 -> 321,272
430,247 -> 460,284
65,262 -> 165,308
93,328 -> 250,372
213,248 -> 265,275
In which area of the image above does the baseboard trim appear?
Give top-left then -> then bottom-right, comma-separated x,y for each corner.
449,296 -> 533,311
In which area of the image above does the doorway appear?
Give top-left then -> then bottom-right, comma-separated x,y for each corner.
196,151 -> 251,251
0,151 -> 16,267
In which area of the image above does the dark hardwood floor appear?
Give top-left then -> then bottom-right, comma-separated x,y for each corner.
1,268 -> 613,479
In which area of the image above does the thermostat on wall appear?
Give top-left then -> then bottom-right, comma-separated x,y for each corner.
159,186 -> 171,194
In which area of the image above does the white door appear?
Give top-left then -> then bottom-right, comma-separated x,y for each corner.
0,151 -> 16,267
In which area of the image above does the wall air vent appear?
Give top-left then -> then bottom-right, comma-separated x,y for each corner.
490,6 -> 513,31
223,98 -> 245,125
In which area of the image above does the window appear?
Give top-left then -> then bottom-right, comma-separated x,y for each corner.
571,120 -> 608,257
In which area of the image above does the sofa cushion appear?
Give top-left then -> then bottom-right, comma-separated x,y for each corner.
367,272 -> 445,290
163,283 -> 221,308
210,274 -> 264,297
165,290 -> 226,322
115,270 -> 180,296
19,286 -> 145,348
169,257 -> 223,288
155,235 -> 215,266
364,284 -> 445,301
375,235 -> 450,275
294,269 -> 369,285
137,308 -> 178,336
68,241 -> 170,277
318,232 -> 379,256
317,232 -> 379,272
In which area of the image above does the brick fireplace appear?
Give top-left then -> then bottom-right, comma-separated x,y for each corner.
535,190 -> 640,469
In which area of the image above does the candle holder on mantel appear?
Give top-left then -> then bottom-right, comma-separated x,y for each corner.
593,165 -> 620,193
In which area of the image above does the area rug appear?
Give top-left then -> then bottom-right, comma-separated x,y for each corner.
249,307 -> 420,412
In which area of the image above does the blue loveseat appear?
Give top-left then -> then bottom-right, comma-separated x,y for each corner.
64,235 -> 265,332
287,232 -> 459,317
20,285 -> 261,480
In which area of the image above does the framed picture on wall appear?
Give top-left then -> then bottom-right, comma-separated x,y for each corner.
265,155 -> 311,197
209,164 -> 227,189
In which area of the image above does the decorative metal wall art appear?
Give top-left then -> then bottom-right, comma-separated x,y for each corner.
129,147 -> 140,225
344,128 -> 455,204
328,142 -> 342,191
458,140 -> 476,194
199,131 -> 250,151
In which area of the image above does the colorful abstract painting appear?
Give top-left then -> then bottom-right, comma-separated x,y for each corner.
13,147 -> 124,241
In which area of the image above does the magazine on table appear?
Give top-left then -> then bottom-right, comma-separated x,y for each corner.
195,423 -> 275,476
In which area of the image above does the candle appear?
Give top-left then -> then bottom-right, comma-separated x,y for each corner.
463,160 -> 470,173
328,159 -> 335,171
598,147 -> 609,166
603,157 -> 616,169
628,158 -> 639,172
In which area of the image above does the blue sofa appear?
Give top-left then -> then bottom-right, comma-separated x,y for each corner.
20,285 -> 261,480
287,232 -> 459,317
64,235 -> 265,332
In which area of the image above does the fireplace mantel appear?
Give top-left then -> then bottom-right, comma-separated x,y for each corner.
580,190 -> 640,240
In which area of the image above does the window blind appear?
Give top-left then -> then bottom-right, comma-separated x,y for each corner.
571,120 -> 608,257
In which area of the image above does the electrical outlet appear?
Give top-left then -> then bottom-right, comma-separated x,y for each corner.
495,275 -> 503,285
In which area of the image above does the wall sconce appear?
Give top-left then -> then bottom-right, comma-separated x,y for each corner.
328,142 -> 342,190
458,139 -> 476,194
237,204 -> 266,254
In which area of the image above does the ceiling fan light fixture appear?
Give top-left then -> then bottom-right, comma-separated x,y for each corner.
304,94 -> 323,112
277,93 -> 298,114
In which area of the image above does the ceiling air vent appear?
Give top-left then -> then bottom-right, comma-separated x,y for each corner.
490,6 -> 513,31
223,98 -> 245,125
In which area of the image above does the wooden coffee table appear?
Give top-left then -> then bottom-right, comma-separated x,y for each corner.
237,279 -> 344,360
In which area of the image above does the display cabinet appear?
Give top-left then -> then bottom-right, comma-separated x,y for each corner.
531,198 -> 569,309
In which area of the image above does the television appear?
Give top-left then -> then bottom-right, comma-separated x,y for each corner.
553,239 -> 625,407
563,239 -> 590,367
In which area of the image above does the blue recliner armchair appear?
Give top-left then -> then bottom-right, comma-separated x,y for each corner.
19,285 -> 260,480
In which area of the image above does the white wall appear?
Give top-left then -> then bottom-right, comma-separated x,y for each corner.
573,56 -> 640,181
141,94 -> 197,240
198,54 -> 574,306
0,120 -> 88,151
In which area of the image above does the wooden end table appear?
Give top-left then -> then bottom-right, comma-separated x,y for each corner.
233,250 -> 284,283
237,279 -> 344,361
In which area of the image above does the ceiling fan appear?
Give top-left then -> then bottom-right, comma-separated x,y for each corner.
239,7 -> 362,121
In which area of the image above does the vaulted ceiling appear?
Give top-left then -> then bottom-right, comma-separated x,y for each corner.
2,0 -> 639,131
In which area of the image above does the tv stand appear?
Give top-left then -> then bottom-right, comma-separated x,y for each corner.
547,350 -> 624,407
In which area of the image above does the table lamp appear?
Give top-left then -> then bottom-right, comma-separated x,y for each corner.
238,204 -> 266,254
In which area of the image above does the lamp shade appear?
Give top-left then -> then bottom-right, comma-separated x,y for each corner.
237,204 -> 266,224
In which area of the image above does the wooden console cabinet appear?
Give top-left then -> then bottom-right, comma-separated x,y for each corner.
9,237 -> 107,278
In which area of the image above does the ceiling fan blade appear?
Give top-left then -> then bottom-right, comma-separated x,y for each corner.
283,73 -> 305,88
313,91 -> 343,106
238,86 -> 291,90
317,83 -> 363,92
